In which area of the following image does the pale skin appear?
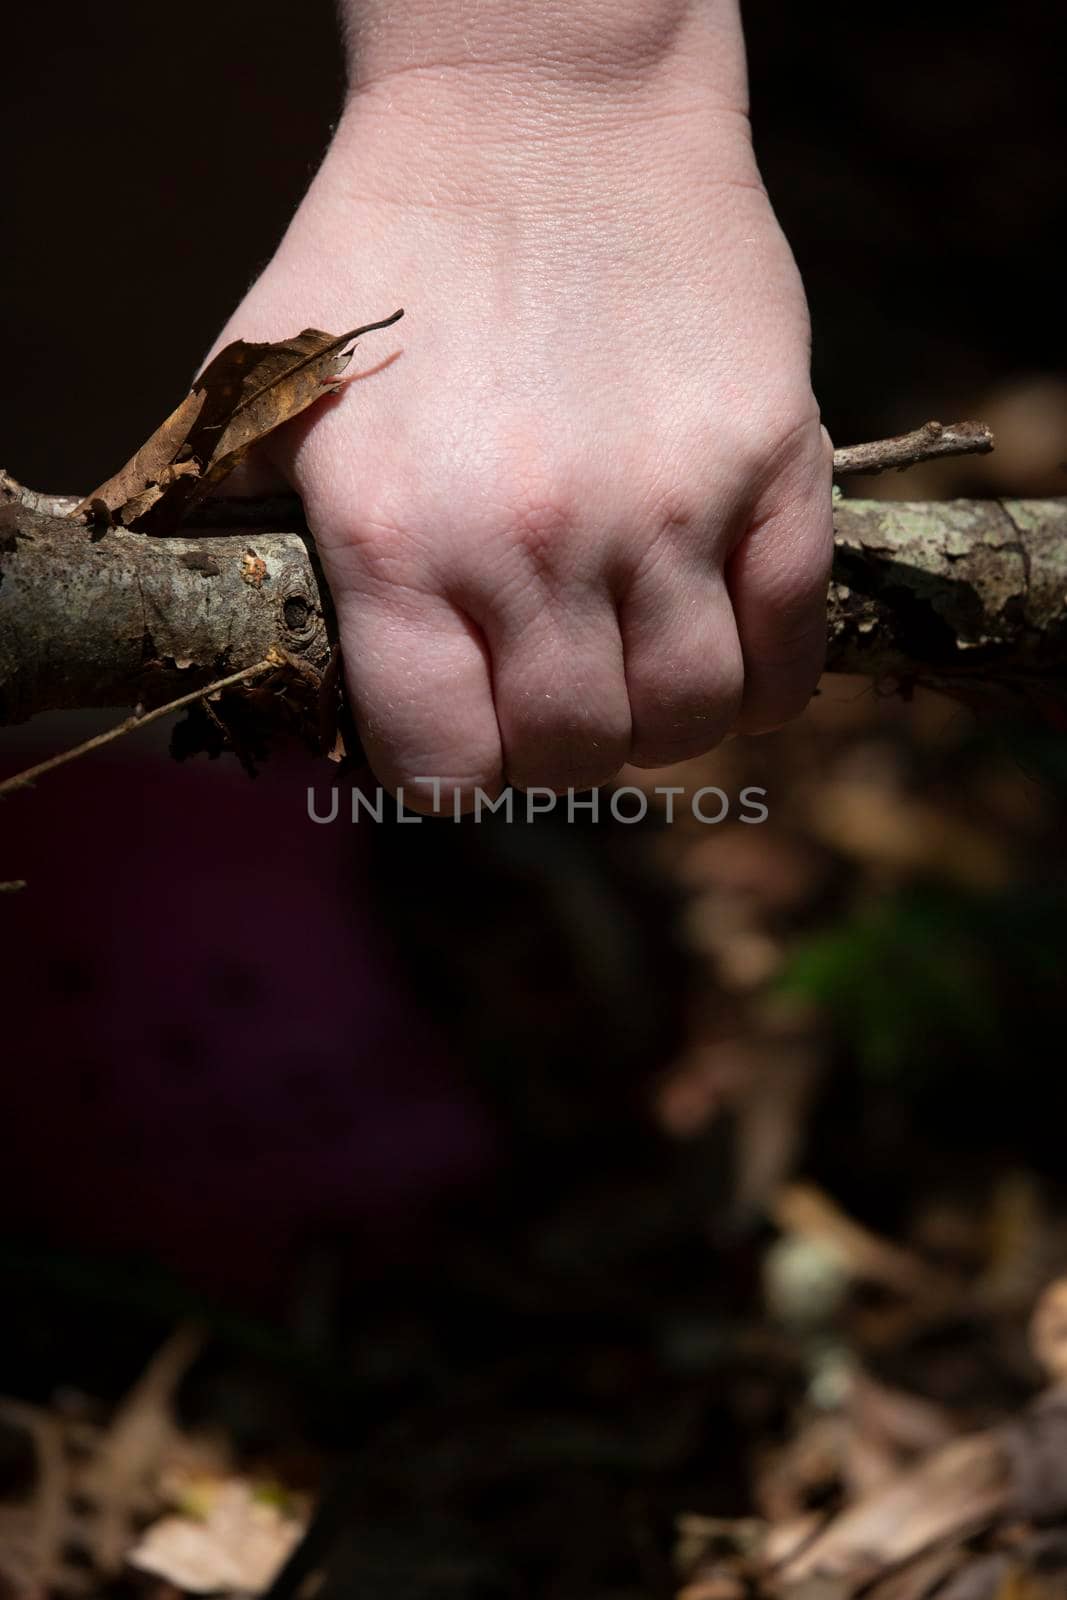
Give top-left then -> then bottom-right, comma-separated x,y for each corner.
214,0 -> 834,812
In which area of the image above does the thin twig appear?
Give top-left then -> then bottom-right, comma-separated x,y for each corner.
0,655 -> 280,798
833,419 -> 994,477
0,468 -> 81,518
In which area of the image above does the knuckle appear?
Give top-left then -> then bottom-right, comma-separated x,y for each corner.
325,498 -> 433,597
504,483 -> 580,581
729,396 -> 825,488
484,436 -> 584,577
636,486 -> 705,576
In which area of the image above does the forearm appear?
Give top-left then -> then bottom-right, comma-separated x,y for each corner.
337,0 -> 749,111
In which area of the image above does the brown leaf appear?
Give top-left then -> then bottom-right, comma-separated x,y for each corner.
776,1431 -> 1010,1589
73,386 -> 206,529
859,1544 -> 966,1600
72,310 -> 403,534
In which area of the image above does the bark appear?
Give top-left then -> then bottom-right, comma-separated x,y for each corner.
0,498 -> 331,725
826,495 -> 1067,688
2,491 -> 1067,728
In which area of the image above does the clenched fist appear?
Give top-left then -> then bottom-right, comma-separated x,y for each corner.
213,0 -> 833,812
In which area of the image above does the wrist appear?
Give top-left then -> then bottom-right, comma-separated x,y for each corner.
340,0 -> 748,114
323,3 -> 756,220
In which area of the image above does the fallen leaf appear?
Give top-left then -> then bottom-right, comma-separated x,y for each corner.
859,1543 -> 965,1600
127,1478 -> 305,1595
804,775 -> 1011,890
72,310 -> 403,534
776,1431 -> 1009,1587
934,1553 -> 1013,1600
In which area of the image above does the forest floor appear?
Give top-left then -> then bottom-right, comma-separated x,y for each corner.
4,641 -> 1067,1600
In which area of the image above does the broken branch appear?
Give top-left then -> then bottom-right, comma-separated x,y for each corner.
832,420 -> 995,478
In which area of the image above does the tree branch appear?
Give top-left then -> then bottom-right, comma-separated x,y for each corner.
831,419 -> 995,477
827,496 -> 1067,687
0,494 -> 333,725
3,484 -> 1066,741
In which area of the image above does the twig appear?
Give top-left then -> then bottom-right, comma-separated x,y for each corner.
0,468 -> 81,518
0,655 -> 280,798
833,419 -> 995,477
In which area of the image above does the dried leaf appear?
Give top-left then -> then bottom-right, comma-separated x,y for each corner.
127,1478 -> 305,1595
776,1432 -> 1009,1587
74,386 -> 206,529
859,1544 -> 966,1600
934,1554 -> 1013,1600
72,310 -> 403,534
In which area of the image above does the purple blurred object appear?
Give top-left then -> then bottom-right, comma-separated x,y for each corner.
0,742 -> 494,1293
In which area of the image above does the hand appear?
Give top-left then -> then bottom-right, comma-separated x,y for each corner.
213,52 -> 833,812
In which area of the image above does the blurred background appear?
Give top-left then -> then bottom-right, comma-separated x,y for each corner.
2,4 -> 1067,1597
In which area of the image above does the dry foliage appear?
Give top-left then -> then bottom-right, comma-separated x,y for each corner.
70,313 -> 402,534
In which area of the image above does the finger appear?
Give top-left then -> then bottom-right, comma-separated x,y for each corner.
727,430 -> 834,735
486,595 -> 632,793
620,554 -> 744,768
336,590 -> 503,815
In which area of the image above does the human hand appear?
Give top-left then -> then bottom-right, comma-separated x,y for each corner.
213,34 -> 833,811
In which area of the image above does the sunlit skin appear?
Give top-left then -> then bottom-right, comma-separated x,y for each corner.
212,0 -> 833,813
